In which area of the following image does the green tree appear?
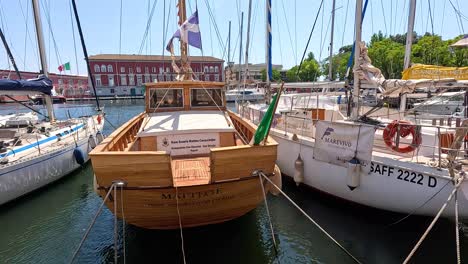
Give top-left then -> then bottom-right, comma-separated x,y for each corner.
448,35 -> 468,67
411,34 -> 454,66
321,46 -> 352,80
286,52 -> 320,82
368,38 -> 405,78
260,68 -> 282,82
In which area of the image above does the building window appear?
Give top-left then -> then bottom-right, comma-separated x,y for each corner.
152,67 -> 156,73
136,67 -> 141,73
166,67 -> 170,73
144,75 -> 150,83
158,74 -> 163,81
101,65 -> 107,72
214,74 -> 219,81
77,80 -> 83,87
129,76 -> 135,85
165,74 -> 170,81
95,76 -> 102,86
120,67 -> 125,73
210,66 -> 214,73
204,66 -> 208,73
120,75 -> 127,86
110,88 -> 115,94
108,75 -> 115,87
108,65 -> 113,72
145,67 -> 149,73
58,79 -> 63,85
129,67 -> 133,73
159,67 -> 164,73
137,75 -> 143,86
94,65 -> 100,72
68,79 -> 74,88
149,88 -> 184,109
215,66 -> 219,73
204,74 -> 209,81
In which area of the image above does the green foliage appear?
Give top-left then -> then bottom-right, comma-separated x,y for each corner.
309,32 -> 467,81
286,52 -> 320,82
260,68 -> 282,82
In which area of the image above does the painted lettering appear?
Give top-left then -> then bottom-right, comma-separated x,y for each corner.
428,176 -> 437,188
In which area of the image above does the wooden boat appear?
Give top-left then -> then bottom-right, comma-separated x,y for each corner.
90,80 -> 279,229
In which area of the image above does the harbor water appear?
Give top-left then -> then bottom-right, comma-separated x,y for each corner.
0,99 -> 467,264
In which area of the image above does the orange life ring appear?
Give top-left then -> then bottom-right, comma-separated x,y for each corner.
383,120 -> 422,153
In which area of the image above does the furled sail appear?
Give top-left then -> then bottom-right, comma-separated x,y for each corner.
353,41 -> 468,97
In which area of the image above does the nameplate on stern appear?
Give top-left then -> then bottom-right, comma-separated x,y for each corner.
157,133 -> 219,156
314,121 -> 375,169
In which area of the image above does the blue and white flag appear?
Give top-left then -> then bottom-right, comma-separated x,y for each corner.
166,10 -> 202,52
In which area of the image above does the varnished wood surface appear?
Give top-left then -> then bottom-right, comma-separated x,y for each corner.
172,157 -> 210,187
100,177 -> 269,229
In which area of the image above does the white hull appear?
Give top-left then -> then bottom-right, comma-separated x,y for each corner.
271,130 -> 468,218
0,116 -> 104,205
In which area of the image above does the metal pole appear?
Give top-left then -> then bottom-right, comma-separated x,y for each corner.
400,0 -> 417,113
237,12 -> 244,92
227,21 -> 231,83
31,0 -> 55,122
328,0 -> 336,81
0,28 -> 22,79
351,0 -> 363,119
71,0 -> 101,112
265,0 -> 272,102
243,0 -> 253,87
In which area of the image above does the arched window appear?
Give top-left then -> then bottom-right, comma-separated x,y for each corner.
209,66 -> 214,73
101,65 -> 107,72
204,66 -> 208,73
214,66 -> 219,73
107,65 -> 113,72
94,65 -> 100,72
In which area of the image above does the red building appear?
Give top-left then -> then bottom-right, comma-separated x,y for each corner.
88,54 -> 224,97
0,69 -> 90,100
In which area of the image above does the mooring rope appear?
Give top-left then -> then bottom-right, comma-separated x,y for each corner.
70,183 -> 116,263
455,192 -> 461,264
258,172 -> 362,264
120,185 -> 127,264
403,177 -> 463,264
257,172 -> 279,256
113,185 -> 118,263
175,186 -> 187,264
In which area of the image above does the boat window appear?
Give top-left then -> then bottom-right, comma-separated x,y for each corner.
190,88 -> 223,107
149,88 -> 184,108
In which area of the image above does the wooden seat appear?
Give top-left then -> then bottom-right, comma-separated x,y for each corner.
171,157 -> 211,187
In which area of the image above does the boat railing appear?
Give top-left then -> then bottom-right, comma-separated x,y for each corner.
238,104 -> 468,168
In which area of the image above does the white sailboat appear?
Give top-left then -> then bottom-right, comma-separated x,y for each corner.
239,0 -> 468,218
0,0 -> 104,205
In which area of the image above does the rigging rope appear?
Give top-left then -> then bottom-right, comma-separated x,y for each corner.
68,0 -> 79,75
40,0 -> 63,72
258,172 -> 362,264
138,0 -> 158,55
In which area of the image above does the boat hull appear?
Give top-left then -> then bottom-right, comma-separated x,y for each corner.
0,116 -> 104,205
271,130 -> 468,219
98,177 -> 268,229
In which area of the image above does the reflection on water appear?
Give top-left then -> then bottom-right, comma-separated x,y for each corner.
0,100 -> 466,264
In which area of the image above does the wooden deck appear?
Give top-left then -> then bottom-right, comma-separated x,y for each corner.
171,157 -> 211,187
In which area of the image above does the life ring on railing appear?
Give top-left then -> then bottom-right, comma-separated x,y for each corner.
383,120 -> 422,153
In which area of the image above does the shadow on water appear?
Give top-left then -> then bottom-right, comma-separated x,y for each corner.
1,100 -> 467,264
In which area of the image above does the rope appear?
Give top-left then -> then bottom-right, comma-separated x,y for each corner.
257,172 -> 278,256
175,186 -> 187,264
455,191 -> 461,264
70,184 -> 116,263
120,185 -> 127,264
402,177 -> 463,264
258,172 -> 362,264
113,183 -> 118,263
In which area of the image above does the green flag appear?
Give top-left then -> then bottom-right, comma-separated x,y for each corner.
253,94 -> 278,145
64,62 -> 71,70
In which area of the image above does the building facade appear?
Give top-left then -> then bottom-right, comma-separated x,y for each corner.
0,70 -> 89,98
226,63 -> 283,82
88,54 -> 224,97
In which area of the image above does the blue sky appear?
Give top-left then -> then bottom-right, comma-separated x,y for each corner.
0,0 -> 466,76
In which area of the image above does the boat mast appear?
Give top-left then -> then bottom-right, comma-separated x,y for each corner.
400,0 -> 417,113
351,0 -> 363,119
227,20 -> 231,84
265,0 -> 272,102
237,12 -> 244,91
31,0 -> 55,122
0,28 -> 22,79
328,0 -> 336,82
243,0 -> 253,86
178,0 -> 190,80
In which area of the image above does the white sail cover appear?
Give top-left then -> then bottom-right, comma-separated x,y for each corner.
353,41 -> 468,97
313,121 -> 375,171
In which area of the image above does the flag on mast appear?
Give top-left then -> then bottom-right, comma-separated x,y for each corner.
166,10 -> 202,53
58,62 -> 71,72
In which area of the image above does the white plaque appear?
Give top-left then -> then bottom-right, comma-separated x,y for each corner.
157,133 -> 220,156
